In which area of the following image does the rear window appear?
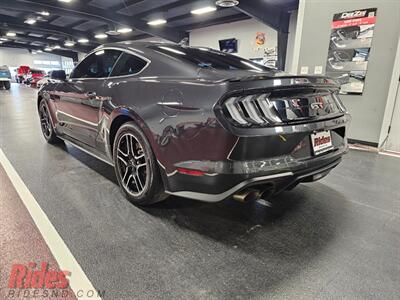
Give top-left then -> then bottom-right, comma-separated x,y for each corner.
149,45 -> 271,72
110,53 -> 148,77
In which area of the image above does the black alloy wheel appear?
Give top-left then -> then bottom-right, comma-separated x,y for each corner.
113,122 -> 167,206
39,100 -> 61,144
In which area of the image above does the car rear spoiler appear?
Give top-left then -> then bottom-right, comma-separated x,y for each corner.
226,74 -> 339,87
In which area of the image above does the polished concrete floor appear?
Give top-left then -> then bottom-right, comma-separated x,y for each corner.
1,83 -> 399,299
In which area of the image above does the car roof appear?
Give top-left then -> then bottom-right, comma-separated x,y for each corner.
93,40 -> 203,56
99,40 -> 176,50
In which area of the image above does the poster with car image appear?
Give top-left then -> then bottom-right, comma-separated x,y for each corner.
326,8 -> 377,95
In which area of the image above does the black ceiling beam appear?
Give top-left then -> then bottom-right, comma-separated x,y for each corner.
109,0 -> 146,12
0,41 -> 78,61
0,30 -> 93,53
68,19 -> 92,30
234,0 -> 291,71
132,0 -> 196,20
181,14 -> 250,31
5,0 -> 187,42
0,14 -> 99,46
167,7 -> 228,24
132,33 -> 152,40
234,0 -> 286,32
90,24 -> 153,41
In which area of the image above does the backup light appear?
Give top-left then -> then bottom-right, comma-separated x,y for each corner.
191,6 -> 217,15
147,19 -> 167,26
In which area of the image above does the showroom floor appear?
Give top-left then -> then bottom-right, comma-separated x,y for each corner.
1,83 -> 399,299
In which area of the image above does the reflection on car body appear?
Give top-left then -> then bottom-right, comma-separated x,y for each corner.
37,41 -> 350,206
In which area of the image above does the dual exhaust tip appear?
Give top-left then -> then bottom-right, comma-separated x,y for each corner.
232,186 -> 274,203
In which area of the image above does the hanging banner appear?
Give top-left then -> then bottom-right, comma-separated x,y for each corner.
325,8 -> 377,95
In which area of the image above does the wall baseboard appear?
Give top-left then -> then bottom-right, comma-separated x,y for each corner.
348,139 -> 378,148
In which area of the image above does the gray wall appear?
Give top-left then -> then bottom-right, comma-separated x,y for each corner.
297,0 -> 400,143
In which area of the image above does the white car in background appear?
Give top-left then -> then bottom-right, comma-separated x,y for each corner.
36,76 -> 52,89
0,65 -> 11,90
36,71 -> 61,89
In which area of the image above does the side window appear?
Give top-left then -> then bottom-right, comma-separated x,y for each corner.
70,50 -> 122,79
110,53 -> 148,77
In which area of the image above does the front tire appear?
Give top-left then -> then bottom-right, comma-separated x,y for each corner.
113,122 -> 167,206
4,81 -> 10,90
38,100 -> 62,144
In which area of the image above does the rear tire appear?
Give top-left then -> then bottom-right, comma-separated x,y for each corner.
4,81 -> 10,90
38,99 -> 62,144
113,122 -> 167,206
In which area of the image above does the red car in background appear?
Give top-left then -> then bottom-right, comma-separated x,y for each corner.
16,65 -> 30,83
28,69 -> 46,88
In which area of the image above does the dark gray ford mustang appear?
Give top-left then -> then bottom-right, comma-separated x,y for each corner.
37,41 -> 351,205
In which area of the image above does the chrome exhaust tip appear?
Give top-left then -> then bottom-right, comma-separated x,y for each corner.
232,188 -> 261,203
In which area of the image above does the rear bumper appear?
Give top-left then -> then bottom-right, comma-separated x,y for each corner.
0,78 -> 11,82
163,114 -> 350,202
165,147 -> 346,202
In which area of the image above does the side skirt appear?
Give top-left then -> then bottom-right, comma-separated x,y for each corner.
58,135 -> 114,167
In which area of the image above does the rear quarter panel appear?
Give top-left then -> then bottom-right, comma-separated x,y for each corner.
105,76 -> 238,174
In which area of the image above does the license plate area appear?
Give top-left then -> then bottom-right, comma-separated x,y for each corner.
311,130 -> 334,155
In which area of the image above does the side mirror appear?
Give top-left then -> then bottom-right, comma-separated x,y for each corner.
50,70 -> 66,81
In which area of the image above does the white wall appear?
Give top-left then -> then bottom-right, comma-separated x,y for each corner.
0,47 -> 63,67
0,47 -> 76,77
189,19 -> 277,60
293,0 -> 400,144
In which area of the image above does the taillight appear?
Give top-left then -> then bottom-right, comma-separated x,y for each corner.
222,93 -> 282,126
